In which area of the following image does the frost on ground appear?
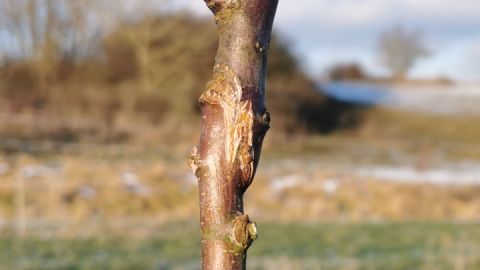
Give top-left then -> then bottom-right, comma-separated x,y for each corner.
265,157 -> 480,187
354,163 -> 480,185
320,82 -> 480,115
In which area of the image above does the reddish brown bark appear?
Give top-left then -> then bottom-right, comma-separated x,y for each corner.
189,0 -> 278,269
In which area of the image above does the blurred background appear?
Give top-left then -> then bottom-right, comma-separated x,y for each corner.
0,0 -> 480,269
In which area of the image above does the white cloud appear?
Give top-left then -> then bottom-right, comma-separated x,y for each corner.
403,0 -> 480,20
276,0 -> 480,28
276,0 -> 393,28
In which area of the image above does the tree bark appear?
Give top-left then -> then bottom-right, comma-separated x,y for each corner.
189,0 -> 278,269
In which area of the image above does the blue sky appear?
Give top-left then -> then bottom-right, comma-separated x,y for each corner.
184,0 -> 480,81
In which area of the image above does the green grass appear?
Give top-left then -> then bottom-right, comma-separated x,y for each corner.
1,221 -> 480,269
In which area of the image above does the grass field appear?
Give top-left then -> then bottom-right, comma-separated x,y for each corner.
2,221 -> 480,270
1,106 -> 480,270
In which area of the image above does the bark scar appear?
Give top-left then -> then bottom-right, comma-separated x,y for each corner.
200,64 -> 254,183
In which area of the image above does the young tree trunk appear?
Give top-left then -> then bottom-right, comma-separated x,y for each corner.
189,0 -> 278,269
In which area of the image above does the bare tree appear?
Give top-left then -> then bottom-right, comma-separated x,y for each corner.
378,25 -> 430,81
189,0 -> 278,269
0,0 -> 98,92
100,0 -> 173,93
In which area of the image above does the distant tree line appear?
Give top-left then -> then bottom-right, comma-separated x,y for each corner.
0,2 -> 366,141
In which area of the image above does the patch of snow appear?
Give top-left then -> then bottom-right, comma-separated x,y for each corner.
120,171 -> 151,196
391,84 -> 480,115
270,174 -> 340,195
19,164 -> 61,179
322,179 -> 338,195
121,171 -> 139,186
271,174 -> 307,192
78,186 -> 96,199
355,165 -> 480,185
0,163 -> 9,175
